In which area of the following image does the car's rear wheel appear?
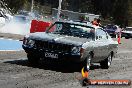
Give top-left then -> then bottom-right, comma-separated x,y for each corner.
125,37 -> 129,39
100,54 -> 112,69
27,54 -> 39,66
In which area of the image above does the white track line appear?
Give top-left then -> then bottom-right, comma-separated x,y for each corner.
0,38 -> 21,41
0,58 -> 27,63
0,49 -> 24,52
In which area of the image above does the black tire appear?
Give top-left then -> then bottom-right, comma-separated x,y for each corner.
82,55 -> 92,71
113,35 -> 116,38
27,54 -> 39,66
125,37 -> 129,39
100,54 -> 112,69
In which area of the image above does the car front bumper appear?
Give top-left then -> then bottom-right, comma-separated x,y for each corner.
22,45 -> 82,62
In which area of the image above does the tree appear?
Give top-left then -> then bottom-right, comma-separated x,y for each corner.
1,0 -> 130,26
112,0 -> 128,26
78,0 -> 94,13
3,0 -> 28,13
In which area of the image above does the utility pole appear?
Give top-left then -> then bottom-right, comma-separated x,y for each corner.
57,0 -> 62,21
31,0 -> 34,13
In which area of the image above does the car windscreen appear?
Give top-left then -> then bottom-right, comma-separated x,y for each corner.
47,22 -> 95,39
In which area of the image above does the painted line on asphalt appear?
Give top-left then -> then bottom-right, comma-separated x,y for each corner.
0,58 -> 27,63
0,38 -> 21,41
0,49 -> 24,52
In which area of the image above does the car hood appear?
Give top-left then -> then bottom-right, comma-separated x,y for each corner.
29,32 -> 91,46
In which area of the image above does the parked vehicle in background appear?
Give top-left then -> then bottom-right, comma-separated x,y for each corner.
17,10 -> 41,20
121,27 -> 132,39
13,15 -> 30,23
105,24 -> 117,38
22,21 -> 118,70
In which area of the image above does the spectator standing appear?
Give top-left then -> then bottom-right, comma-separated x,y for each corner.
92,18 -> 102,27
97,18 -> 102,26
115,25 -> 122,44
92,18 -> 98,26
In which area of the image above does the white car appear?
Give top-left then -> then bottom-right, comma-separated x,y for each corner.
121,27 -> 132,39
22,21 -> 118,70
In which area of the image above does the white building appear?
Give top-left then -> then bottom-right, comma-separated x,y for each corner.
52,8 -> 100,22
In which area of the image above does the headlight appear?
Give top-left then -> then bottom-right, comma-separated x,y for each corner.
23,37 -> 35,47
27,40 -> 35,47
72,46 -> 80,54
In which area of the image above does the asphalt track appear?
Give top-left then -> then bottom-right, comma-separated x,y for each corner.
0,34 -> 132,88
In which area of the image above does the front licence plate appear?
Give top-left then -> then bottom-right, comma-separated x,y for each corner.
45,52 -> 58,59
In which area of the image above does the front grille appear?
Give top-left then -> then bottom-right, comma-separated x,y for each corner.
35,40 -> 72,52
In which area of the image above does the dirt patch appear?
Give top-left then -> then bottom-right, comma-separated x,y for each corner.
0,33 -> 24,40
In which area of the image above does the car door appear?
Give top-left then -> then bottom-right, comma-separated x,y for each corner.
94,28 -> 109,62
99,28 -> 110,59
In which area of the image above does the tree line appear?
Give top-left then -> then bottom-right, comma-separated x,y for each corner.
1,0 -> 130,26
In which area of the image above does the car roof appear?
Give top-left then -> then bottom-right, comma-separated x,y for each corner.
55,21 -> 96,29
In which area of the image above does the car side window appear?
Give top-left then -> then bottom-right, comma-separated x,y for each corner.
96,28 -> 107,40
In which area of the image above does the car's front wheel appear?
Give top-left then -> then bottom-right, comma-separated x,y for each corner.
27,54 -> 40,66
83,55 -> 92,71
100,54 -> 112,69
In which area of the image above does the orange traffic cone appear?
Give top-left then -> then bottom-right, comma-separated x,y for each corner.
81,67 -> 89,78
81,67 -> 91,86
117,34 -> 121,44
